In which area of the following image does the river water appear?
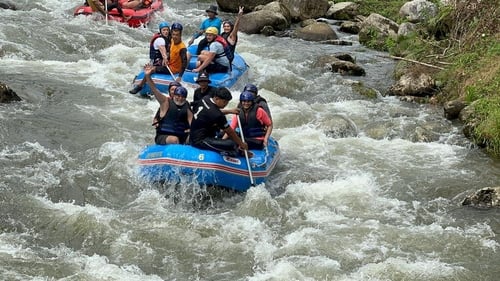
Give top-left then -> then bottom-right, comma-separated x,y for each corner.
1,0 -> 499,280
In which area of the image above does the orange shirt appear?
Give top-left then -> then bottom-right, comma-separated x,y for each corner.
168,40 -> 187,74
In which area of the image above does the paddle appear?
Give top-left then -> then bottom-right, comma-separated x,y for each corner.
165,64 -> 178,81
237,115 -> 255,187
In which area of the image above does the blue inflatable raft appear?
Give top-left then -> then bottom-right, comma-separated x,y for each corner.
137,137 -> 280,192
132,45 -> 249,96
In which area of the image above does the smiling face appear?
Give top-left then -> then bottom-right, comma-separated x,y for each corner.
222,22 -> 232,33
160,27 -> 170,37
240,100 -> 253,110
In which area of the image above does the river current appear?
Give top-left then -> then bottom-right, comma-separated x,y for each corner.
1,0 -> 499,280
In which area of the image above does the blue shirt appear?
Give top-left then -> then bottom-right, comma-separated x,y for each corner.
193,17 -> 222,38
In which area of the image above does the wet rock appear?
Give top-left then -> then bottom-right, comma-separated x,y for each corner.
462,187 -> 500,208
388,72 -> 436,97
260,26 -> 276,36
0,82 -> 22,103
313,54 -> 365,76
319,114 -> 359,138
319,39 -> 353,45
239,2 -> 290,34
294,22 -> 338,41
339,21 -> 361,34
444,99 -> 467,120
330,59 -> 366,76
0,1 -> 16,10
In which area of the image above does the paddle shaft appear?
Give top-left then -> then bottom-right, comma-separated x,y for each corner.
236,115 -> 255,186
165,64 -> 177,81
105,0 -> 108,25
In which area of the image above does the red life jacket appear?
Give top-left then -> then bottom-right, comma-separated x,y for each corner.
213,35 -> 234,63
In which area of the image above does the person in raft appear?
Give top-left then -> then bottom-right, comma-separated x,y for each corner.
143,65 -> 193,145
189,87 -> 249,156
225,91 -> 273,150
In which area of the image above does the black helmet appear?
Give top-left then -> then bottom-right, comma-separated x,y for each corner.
174,86 -> 188,98
171,22 -> 183,31
240,91 -> 254,101
243,83 -> 258,95
168,81 -> 181,92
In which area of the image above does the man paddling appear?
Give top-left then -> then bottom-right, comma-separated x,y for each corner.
189,87 -> 249,157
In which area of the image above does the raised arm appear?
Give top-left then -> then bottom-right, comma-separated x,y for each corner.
228,6 -> 244,45
144,65 -> 169,106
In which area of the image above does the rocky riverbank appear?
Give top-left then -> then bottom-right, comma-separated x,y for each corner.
215,0 -> 499,157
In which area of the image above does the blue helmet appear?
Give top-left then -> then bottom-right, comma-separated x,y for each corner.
159,21 -> 170,32
243,83 -> 258,95
171,22 -> 183,31
174,86 -> 188,98
168,81 -> 181,92
240,91 -> 255,101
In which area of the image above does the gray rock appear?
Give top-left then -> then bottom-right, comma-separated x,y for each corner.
462,187 -> 500,208
294,22 -> 338,41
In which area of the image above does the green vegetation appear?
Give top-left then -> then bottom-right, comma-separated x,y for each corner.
346,0 -> 500,156
350,0 -> 407,20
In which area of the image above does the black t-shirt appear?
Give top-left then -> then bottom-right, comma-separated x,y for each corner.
189,96 -> 229,145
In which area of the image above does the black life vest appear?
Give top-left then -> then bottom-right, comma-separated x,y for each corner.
149,33 -> 171,62
238,104 -> 266,138
221,32 -> 237,58
156,99 -> 190,137
254,95 -> 272,120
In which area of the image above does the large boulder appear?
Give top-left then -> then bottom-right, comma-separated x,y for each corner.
388,72 -> 436,96
216,0 -> 273,13
0,1 -> 16,10
239,2 -> 291,34
294,22 -> 338,41
326,1 -> 359,20
0,82 -> 22,103
358,13 -> 399,51
280,0 -> 330,21
313,53 -> 366,76
217,0 -> 329,22
399,0 -> 438,23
